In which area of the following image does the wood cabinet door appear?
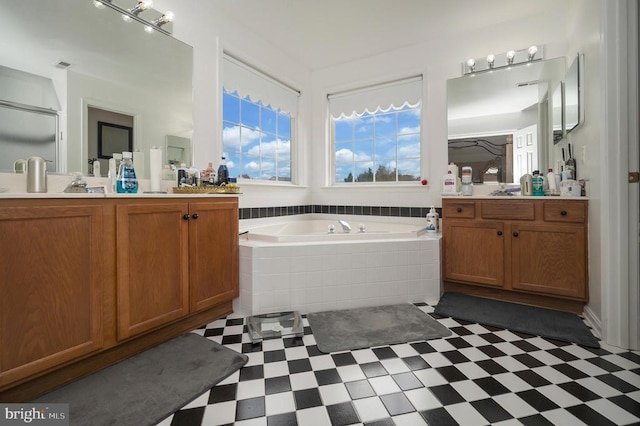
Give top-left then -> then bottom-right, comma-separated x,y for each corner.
189,199 -> 239,312
443,220 -> 505,287
510,223 -> 587,300
0,204 -> 103,386
116,203 -> 190,340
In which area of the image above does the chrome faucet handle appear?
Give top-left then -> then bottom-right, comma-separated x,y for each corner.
328,224 -> 335,234
359,224 -> 366,233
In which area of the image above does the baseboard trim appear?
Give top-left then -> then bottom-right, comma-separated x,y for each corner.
582,304 -> 602,340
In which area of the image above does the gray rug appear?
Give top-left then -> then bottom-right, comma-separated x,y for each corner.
434,292 -> 599,348
307,303 -> 452,353
33,333 -> 248,426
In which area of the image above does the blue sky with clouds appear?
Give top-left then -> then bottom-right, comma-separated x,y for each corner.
334,104 -> 421,182
222,90 -> 291,180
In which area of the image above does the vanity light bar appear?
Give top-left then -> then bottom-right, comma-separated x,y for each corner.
462,45 -> 544,75
92,0 -> 173,35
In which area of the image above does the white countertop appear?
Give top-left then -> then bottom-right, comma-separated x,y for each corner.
441,195 -> 587,200
0,172 -> 239,198
0,192 -> 240,199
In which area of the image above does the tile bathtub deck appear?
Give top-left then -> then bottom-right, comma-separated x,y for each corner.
158,303 -> 640,426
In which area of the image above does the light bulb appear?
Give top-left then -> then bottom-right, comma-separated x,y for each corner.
163,11 -> 175,22
527,45 -> 538,60
506,50 -> 516,64
466,58 -> 475,72
486,54 -> 495,68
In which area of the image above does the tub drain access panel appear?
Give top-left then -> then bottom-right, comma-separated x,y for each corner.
246,311 -> 304,343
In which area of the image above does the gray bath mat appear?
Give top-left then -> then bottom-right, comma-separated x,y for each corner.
434,292 -> 599,348
307,303 -> 452,353
33,333 -> 248,426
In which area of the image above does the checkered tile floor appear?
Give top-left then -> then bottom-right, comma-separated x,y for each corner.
157,303 -> 640,425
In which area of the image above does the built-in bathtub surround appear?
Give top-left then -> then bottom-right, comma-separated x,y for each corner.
235,216 -> 441,316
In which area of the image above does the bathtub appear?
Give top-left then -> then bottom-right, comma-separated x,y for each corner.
235,216 -> 442,316
244,219 -> 428,242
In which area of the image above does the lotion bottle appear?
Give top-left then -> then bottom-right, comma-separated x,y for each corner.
426,206 -> 439,233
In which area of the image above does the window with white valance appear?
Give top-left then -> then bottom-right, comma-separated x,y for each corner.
223,53 -> 299,114
328,75 -> 422,119
328,76 -> 423,184
222,53 -> 300,182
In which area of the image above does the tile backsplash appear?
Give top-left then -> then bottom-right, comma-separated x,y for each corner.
239,205 -> 441,220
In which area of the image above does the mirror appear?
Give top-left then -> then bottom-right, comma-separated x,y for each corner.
447,57 -> 565,184
0,0 -> 193,178
552,82 -> 564,143
564,53 -> 584,134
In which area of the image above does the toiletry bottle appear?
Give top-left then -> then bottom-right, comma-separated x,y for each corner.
108,158 -> 117,192
442,171 -> 457,194
177,163 -> 188,186
532,170 -> 544,196
217,156 -> 229,185
520,173 -> 533,195
460,166 -> 473,196
565,143 -> 576,180
93,160 -> 101,177
162,165 -> 176,181
547,168 -> 557,194
202,162 -> 215,183
116,151 -> 139,193
426,206 -> 439,233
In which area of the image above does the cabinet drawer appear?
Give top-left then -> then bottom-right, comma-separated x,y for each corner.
443,201 -> 475,219
481,201 -> 535,220
543,202 -> 586,223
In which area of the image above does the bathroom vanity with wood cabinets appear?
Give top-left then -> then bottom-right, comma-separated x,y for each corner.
0,195 -> 239,401
442,197 -> 588,314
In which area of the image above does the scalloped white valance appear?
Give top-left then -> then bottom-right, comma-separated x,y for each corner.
328,75 -> 422,119
223,53 -> 299,114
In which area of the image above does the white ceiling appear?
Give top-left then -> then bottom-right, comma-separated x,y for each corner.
206,0 -> 576,70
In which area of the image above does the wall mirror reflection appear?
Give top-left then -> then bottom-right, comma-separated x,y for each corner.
0,0 -> 194,178
447,57 -> 565,184
552,82 -> 564,143
564,53 -> 584,134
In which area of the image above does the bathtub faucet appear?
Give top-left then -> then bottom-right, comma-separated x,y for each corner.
338,220 -> 351,233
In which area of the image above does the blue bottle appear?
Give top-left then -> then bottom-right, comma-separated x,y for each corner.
116,151 -> 139,193
217,156 -> 229,185
532,170 -> 544,196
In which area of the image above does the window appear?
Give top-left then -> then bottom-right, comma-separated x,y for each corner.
329,76 -> 422,184
222,54 -> 299,182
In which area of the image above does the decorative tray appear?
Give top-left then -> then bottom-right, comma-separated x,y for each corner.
172,186 -> 240,194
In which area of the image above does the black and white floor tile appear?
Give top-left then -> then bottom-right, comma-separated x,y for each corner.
157,303 -> 640,425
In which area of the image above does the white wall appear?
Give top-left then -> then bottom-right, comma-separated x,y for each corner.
555,0 -> 603,334
310,10 -> 571,208
154,0 -> 313,209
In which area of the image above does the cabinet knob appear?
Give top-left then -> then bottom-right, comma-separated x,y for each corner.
183,214 -> 190,220
512,232 -> 519,237
561,210 -> 567,216
456,207 -> 462,213
497,230 -> 503,236
192,213 -> 199,219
